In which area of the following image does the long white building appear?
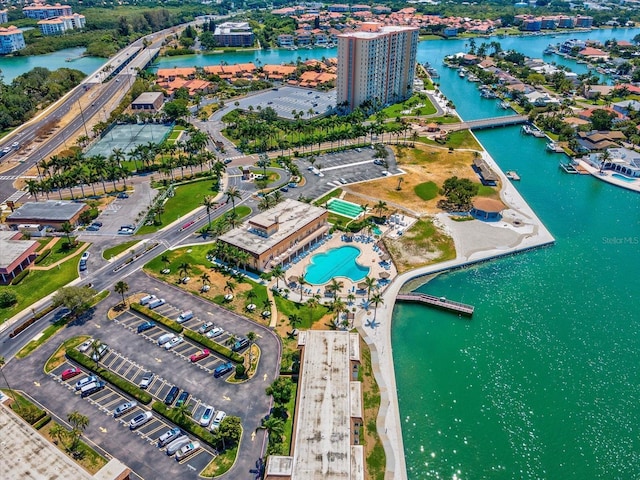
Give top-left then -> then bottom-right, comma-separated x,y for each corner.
0,26 -> 26,54
337,22 -> 418,112
37,13 -> 85,35
23,2 -> 72,19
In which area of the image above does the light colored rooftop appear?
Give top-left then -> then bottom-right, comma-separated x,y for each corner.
218,199 -> 327,256
132,91 -> 164,105
0,231 -> 38,269
0,401 -> 94,480
293,330 -> 361,479
338,24 -> 417,39
265,455 -> 294,476
7,200 -> 86,222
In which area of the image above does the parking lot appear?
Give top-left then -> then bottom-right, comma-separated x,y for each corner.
234,86 -> 336,120
48,359 -> 216,473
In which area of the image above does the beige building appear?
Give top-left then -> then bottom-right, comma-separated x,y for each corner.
265,330 -> 364,480
217,199 -> 329,272
336,22 -> 419,112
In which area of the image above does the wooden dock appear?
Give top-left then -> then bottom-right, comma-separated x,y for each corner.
396,292 -> 475,317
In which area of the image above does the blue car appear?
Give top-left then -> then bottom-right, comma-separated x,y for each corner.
137,321 -> 156,333
214,362 -> 234,378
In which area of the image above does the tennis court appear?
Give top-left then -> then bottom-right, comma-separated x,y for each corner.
85,123 -> 173,158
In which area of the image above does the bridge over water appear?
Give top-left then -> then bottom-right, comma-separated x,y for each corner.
444,115 -> 529,132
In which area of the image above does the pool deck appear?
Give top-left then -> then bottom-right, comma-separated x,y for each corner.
577,159 -> 640,193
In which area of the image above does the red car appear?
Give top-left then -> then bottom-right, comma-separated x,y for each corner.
61,367 -> 82,381
189,349 -> 210,363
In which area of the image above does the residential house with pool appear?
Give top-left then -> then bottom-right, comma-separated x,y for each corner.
217,199 -> 328,272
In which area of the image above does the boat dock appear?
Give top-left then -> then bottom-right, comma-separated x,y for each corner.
396,292 -> 475,317
506,170 -> 521,180
559,162 -> 578,174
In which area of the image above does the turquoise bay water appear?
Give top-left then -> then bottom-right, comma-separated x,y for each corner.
393,28 -> 640,480
305,245 -> 369,285
0,47 -> 105,84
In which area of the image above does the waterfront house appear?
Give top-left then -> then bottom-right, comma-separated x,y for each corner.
524,91 -> 559,107
577,130 -> 627,152
579,46 -> 609,61
612,100 -> 640,117
597,147 -> 640,177
277,34 -> 295,47
472,157 -> 499,186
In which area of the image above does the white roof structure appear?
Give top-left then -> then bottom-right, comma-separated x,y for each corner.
0,231 -> 38,269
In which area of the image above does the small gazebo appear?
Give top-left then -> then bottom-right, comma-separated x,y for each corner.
470,198 -> 505,221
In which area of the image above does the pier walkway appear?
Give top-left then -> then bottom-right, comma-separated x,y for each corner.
444,114 -> 528,132
396,292 -> 475,316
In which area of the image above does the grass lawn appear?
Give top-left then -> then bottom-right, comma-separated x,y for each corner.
414,181 -> 439,201
45,335 -> 90,373
137,179 -> 219,235
314,188 -> 342,206
0,255 -> 79,325
282,380 -> 298,454
200,445 -> 238,478
274,295 -> 330,329
204,205 -> 251,231
477,184 -> 498,197
375,94 -> 437,119
102,240 -> 140,260
36,240 -> 86,267
445,130 -> 481,150
359,337 -> 385,480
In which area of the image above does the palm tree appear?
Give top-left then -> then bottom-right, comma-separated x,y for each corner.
202,195 -> 217,229
200,273 -> 210,290
114,281 -> 129,306
178,262 -> 190,279
331,297 -> 346,328
370,293 -> 384,321
327,279 -> 344,297
25,179 -> 40,201
49,423 -> 67,446
246,289 -> 257,306
347,292 -> 356,306
246,331 -> 257,364
225,186 -> 242,215
262,416 -> 285,443
224,280 -> 236,296
364,276 -> 377,301
298,274 -> 307,301
175,402 -> 191,423
67,410 -> 89,452
374,200 -> 388,218
271,265 -> 285,289
90,340 -> 103,367
161,255 -> 171,271
60,221 -> 75,248
305,295 -> 319,324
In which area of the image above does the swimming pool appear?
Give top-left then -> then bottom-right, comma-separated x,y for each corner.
304,246 -> 370,285
611,173 -> 637,183
372,226 -> 382,235
327,198 -> 364,219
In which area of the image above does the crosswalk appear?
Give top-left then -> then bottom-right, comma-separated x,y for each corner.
0,175 -> 37,180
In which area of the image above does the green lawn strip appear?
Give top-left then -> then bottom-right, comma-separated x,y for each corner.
152,401 -> 217,446
66,349 -> 152,405
313,188 -> 342,206
204,205 -> 251,231
282,381 -> 298,454
145,243 -> 212,273
200,445 -> 238,478
413,181 -> 439,201
36,241 -> 86,267
273,295 -> 330,329
183,330 -> 243,363
15,291 -> 109,360
102,240 -> 140,260
477,185 -> 497,197
45,335 -> 90,373
3,389 -> 47,424
0,256 -> 79,324
445,130 -> 481,150
130,303 -> 184,333
137,180 -> 219,235
374,94 -> 436,119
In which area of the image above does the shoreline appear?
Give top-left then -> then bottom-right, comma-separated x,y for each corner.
357,128 -> 555,479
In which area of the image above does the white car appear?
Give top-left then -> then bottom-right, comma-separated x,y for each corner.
206,327 -> 224,338
74,375 -> 97,391
210,410 -> 226,430
198,322 -> 213,334
164,336 -> 184,350
81,251 -> 90,261
129,411 -> 152,430
113,401 -> 137,418
199,406 -> 214,426
78,338 -> 94,352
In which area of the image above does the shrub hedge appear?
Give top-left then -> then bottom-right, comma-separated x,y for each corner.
152,401 -> 217,447
130,303 -> 183,333
34,415 -> 52,430
10,269 -> 30,285
182,330 -> 243,364
66,349 -> 152,405
35,249 -> 51,264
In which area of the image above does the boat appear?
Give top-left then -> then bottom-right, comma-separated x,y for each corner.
467,74 -> 480,82
559,162 -> 578,174
505,170 -> 521,180
459,70 -> 466,78
543,46 -> 555,55
531,129 -> 545,138
546,142 -> 564,153
521,124 -> 533,135
480,89 -> 497,99
499,100 -> 510,109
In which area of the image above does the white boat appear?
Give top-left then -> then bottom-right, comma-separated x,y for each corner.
521,125 -> 533,135
499,100 -> 510,109
546,142 -> 564,153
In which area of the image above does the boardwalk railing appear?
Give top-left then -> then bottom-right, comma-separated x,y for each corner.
396,292 -> 475,317
445,115 -> 528,132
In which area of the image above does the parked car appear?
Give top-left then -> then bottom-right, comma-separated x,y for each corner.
139,372 -> 154,389
199,406 -> 215,427
189,349 -> 210,362
80,381 -> 105,398
92,221 -> 103,227
129,411 -> 152,430
81,252 -> 90,261
157,428 -> 182,448
61,367 -> 81,381
148,298 -> 165,309
232,338 -> 249,352
198,322 -> 213,334
78,338 -> 93,352
91,343 -> 108,362
117,192 -> 129,199
75,375 -> 97,391
177,310 -> 193,323
164,386 -> 180,405
210,410 -> 226,430
86,225 -> 99,231
280,186 -> 289,192
157,333 -> 175,346
214,362 -> 234,378
79,263 -> 87,271
206,327 -> 224,339
113,401 -> 137,418
175,391 -> 190,408
137,321 -> 156,333
140,294 -> 156,306
175,441 -> 201,461
164,336 -> 183,350
165,436 -> 190,456
223,158 -> 232,164
373,159 -> 385,166
118,228 -> 133,235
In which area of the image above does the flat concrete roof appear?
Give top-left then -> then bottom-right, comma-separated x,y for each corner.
265,455 -> 294,476
0,231 -> 38,269
219,199 -> 326,256
132,91 -> 163,105
293,330 -> 360,479
0,401 -> 94,480
7,200 -> 86,223
338,25 -> 418,40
